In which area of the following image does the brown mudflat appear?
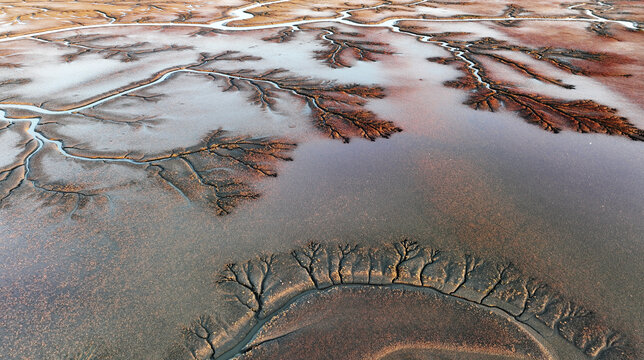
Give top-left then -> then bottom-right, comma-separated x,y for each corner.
0,1 -> 642,359
236,285 -> 552,360
171,240 -> 636,360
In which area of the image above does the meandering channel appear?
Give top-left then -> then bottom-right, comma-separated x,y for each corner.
1,0 -> 639,191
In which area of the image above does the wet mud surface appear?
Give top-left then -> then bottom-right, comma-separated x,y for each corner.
0,1 -> 642,359
170,240 -> 636,360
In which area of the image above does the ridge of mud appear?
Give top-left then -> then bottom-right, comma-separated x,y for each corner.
168,240 -> 638,360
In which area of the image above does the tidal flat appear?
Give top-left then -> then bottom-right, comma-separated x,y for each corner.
0,1 -> 642,359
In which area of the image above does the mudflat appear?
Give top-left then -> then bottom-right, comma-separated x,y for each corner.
0,1 -> 642,359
